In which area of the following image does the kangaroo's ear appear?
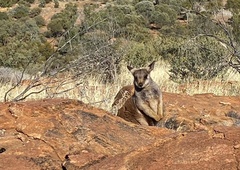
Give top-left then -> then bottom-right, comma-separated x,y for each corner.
147,61 -> 156,72
127,65 -> 136,74
127,65 -> 133,72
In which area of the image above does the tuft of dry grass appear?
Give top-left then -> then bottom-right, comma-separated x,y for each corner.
0,61 -> 239,112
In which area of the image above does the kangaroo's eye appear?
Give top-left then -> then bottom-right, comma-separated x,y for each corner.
144,75 -> 148,79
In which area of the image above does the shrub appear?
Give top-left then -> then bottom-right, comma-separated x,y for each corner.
0,0 -> 18,7
0,19 -> 47,72
29,7 -> 42,18
34,15 -> 46,26
167,36 -> 228,82
12,5 -> 30,19
39,0 -> 46,7
83,4 -> 150,41
25,0 -> 35,3
54,0 -> 59,8
47,18 -> 63,36
153,4 -> 177,26
18,0 -> 31,7
123,23 -> 151,42
135,1 -> 155,23
124,41 -> 159,67
47,3 -> 78,37
225,0 -> 240,13
150,11 -> 170,27
0,12 -> 9,20
45,0 -> 52,3
38,42 -> 54,61
118,5 -> 133,14
231,14 -> 240,43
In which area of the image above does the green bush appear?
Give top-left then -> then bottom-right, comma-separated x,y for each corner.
230,14 -> 240,43
0,12 -> 9,20
118,5 -> 133,14
167,36 -> 228,82
45,0 -> 52,3
124,41 -> 159,67
54,0 -> 59,8
29,7 -> 42,18
38,42 -> 54,61
226,0 -> 240,13
47,18 -> 63,36
25,0 -> 35,3
123,23 -> 151,42
0,18 -> 48,72
34,15 -> 46,27
47,3 -> 78,37
153,4 -> 177,26
0,0 -> 18,7
135,1 -> 154,23
83,4 -> 150,41
150,11 -> 170,27
39,0 -> 46,7
12,5 -> 30,19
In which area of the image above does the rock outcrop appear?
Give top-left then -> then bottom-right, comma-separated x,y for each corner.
113,85 -> 240,131
0,90 -> 240,169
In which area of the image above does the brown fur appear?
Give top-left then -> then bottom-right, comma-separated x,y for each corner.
112,62 -> 164,126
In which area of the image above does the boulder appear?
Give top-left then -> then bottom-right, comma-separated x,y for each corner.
0,92 -> 239,169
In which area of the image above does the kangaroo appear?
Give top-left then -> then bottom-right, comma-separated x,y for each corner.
127,61 -> 163,126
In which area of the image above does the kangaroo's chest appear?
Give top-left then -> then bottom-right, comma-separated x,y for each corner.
136,88 -> 159,101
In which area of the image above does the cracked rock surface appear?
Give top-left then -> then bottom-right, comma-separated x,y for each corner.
0,95 -> 240,169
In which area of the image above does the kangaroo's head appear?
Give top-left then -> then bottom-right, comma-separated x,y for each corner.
127,61 -> 155,89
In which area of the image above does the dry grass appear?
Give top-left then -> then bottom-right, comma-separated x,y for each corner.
0,61 -> 239,112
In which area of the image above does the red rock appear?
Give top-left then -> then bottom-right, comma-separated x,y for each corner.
0,92 -> 239,169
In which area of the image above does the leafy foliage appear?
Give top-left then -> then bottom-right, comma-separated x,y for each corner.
54,0 -> 59,8
29,7 -> 42,18
11,5 -> 30,19
0,16 -> 50,73
0,0 -> 239,83
135,1 -> 155,22
165,36 -> 228,82
226,0 -> 240,13
47,3 -> 78,37
34,15 -> 46,27
0,12 -> 9,20
124,41 -> 160,67
0,0 -> 18,7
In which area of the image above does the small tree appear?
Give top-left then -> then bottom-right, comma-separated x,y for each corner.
12,5 -> 30,19
54,0 -> 59,8
39,0 -> 46,8
135,1 -> 155,24
34,15 -> 46,27
0,12 -> 9,20
47,3 -> 78,37
0,0 -> 18,7
29,7 -> 42,18
47,18 -> 63,37
124,41 -> 159,67
167,36 -> 228,82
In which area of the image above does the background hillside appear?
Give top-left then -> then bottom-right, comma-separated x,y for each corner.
1,1 -> 240,169
0,0 -> 239,107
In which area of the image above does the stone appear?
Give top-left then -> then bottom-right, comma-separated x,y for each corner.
0,92 -> 239,169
